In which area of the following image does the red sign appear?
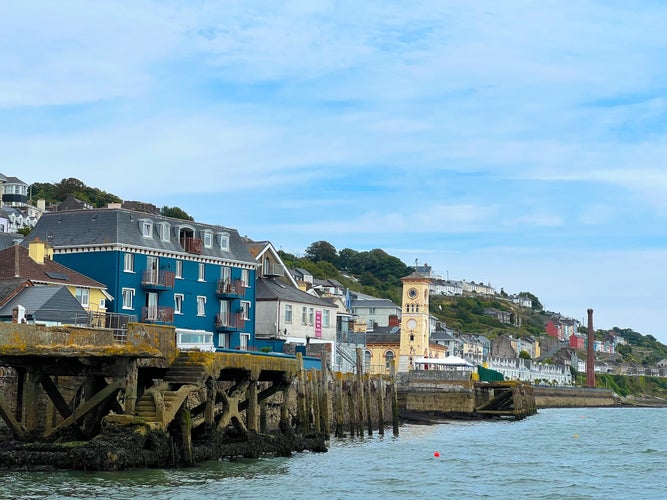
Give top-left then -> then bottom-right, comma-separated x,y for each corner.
315,310 -> 322,338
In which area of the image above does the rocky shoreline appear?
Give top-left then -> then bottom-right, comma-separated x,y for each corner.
0,415 -> 327,471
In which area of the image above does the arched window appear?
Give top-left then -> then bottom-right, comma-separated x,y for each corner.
385,350 -> 395,370
364,350 -> 372,370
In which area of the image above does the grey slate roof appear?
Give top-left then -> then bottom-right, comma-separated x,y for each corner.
0,233 -> 22,250
24,208 -> 257,265
0,286 -> 87,323
0,278 -> 30,308
255,278 -> 335,307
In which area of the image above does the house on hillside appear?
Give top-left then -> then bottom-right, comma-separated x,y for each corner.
24,208 -> 259,352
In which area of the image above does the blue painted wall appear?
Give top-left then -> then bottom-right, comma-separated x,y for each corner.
54,251 -> 256,348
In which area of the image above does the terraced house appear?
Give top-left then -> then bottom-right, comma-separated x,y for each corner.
24,208 -> 259,351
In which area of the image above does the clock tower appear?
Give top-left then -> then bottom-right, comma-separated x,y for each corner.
398,271 -> 431,372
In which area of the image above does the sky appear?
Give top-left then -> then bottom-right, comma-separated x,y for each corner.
2,1 -> 666,343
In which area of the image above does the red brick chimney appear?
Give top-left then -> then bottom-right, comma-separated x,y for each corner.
388,315 -> 400,327
586,308 -> 595,388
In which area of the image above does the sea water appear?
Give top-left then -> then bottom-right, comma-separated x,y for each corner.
1,407 -> 665,499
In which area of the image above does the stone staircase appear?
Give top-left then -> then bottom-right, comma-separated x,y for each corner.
163,352 -> 210,385
134,353 -> 210,424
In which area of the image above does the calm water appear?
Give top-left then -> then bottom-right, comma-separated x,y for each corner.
1,408 -> 665,499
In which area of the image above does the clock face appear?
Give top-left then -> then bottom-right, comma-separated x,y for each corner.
407,287 -> 418,300
406,318 -> 417,330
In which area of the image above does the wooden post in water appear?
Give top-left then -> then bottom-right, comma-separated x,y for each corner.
247,377 -> 259,432
346,375 -> 356,437
310,369 -> 321,433
390,359 -> 399,436
319,354 -> 330,438
364,373 -> 373,436
22,368 -> 41,433
124,359 -> 138,415
279,386 -> 290,433
355,348 -> 365,437
177,405 -> 194,467
205,378 -> 215,426
296,353 -> 309,436
335,371 -> 345,437
376,377 -> 385,435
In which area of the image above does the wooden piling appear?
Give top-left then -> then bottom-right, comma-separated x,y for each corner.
310,369 -> 321,433
364,373 -> 373,436
247,378 -> 259,432
319,354 -> 330,438
355,348 -> 365,437
347,375 -> 356,437
376,377 -> 385,435
280,386 -> 290,433
296,354 -> 308,436
177,405 -> 193,467
335,371 -> 344,438
390,360 -> 399,436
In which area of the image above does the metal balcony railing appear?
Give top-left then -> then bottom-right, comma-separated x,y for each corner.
142,306 -> 174,324
180,237 -> 203,254
215,312 -> 246,331
142,269 -> 175,290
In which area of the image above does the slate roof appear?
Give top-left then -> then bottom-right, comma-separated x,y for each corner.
0,245 -> 106,289
0,233 -> 22,250
255,278 -> 336,307
23,208 -> 257,265
0,285 -> 87,323
0,278 -> 31,308
366,332 -> 401,344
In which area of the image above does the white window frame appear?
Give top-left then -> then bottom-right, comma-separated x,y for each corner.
124,253 -> 134,273
174,293 -> 184,315
241,269 -> 249,287
240,333 -> 249,351
218,232 -> 230,251
122,288 -> 135,310
284,304 -> 292,324
241,300 -> 251,321
219,300 -> 230,325
175,260 -> 183,279
198,263 -> 205,282
308,307 -> 314,326
301,307 -> 307,325
218,333 -> 228,349
203,231 -> 213,248
158,222 -> 170,242
75,287 -> 89,308
142,221 -> 153,238
99,298 -> 106,309
197,296 -> 206,316
323,309 -> 330,328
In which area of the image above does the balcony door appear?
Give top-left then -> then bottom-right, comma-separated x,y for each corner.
146,292 -> 158,320
147,256 -> 159,284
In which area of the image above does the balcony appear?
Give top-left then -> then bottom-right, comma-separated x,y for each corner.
215,312 -> 246,331
262,263 -> 284,277
216,279 -> 245,298
142,269 -> 175,290
142,306 -> 174,324
181,237 -> 203,255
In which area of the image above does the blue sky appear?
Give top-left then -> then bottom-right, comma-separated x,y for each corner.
2,2 -> 667,343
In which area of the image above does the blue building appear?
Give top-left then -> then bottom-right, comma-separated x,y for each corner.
25,208 -> 259,351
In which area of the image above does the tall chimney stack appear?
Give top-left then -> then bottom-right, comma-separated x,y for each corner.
586,308 -> 595,388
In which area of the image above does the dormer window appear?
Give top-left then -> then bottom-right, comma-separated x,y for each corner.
218,232 -> 230,251
157,222 -> 170,242
203,231 -> 213,248
139,219 -> 153,238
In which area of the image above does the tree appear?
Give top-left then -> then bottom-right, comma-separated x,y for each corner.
519,350 -> 531,360
160,206 -> 194,221
305,241 -> 337,265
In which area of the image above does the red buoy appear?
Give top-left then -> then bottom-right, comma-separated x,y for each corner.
433,451 -> 440,458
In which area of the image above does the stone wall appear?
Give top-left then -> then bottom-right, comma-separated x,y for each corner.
533,386 -> 617,407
